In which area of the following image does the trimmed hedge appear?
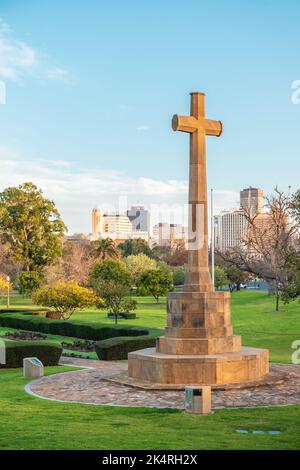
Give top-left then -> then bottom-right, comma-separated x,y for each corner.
0,339 -> 62,368
0,309 -> 47,314
0,313 -> 149,341
107,313 -> 137,320
95,336 -> 156,360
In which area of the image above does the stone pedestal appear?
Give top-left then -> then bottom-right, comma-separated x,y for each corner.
128,291 -> 269,386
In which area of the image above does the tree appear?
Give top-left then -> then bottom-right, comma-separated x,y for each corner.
214,266 -> 229,290
91,238 -> 119,261
18,271 -> 44,296
118,238 -> 152,257
0,275 -> 11,296
280,251 -> 300,304
151,243 -> 172,264
282,191 -> 300,303
90,259 -> 133,324
215,255 -> 249,292
32,281 -> 97,320
0,182 -> 66,271
169,240 -> 188,266
137,269 -> 172,303
172,265 -> 186,286
220,188 -> 299,311
62,241 -> 94,285
157,260 -> 173,280
0,241 -> 21,284
224,265 -> 249,292
125,254 -> 157,286
43,241 -> 95,286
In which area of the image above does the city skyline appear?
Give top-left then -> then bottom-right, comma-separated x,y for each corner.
88,186 -> 263,243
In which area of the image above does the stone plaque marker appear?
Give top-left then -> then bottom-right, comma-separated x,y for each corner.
185,386 -> 211,414
23,357 -> 44,378
0,340 -> 5,366
128,92 -> 269,387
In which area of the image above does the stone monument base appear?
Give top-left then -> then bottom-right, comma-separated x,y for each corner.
128,346 -> 269,386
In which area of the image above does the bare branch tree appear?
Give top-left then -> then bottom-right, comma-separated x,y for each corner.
218,188 -> 300,311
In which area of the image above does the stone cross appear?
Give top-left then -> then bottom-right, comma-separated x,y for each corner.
172,92 -> 222,292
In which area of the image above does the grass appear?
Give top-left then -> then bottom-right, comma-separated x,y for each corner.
0,366 -> 299,450
0,291 -> 299,449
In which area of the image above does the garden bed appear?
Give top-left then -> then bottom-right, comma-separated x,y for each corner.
4,330 -> 47,341
62,340 -> 95,352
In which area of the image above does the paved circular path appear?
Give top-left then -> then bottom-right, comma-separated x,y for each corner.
26,358 -> 300,410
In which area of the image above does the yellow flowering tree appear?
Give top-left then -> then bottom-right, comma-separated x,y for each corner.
32,280 -> 99,320
0,276 -> 11,294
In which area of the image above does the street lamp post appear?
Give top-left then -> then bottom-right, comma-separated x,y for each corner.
6,276 -> 10,309
210,188 -> 215,290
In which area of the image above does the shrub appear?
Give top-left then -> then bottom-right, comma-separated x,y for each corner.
32,281 -> 98,320
0,313 -> 149,341
0,339 -> 62,368
95,335 -> 156,360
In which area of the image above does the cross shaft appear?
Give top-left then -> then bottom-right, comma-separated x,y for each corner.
172,92 -> 222,292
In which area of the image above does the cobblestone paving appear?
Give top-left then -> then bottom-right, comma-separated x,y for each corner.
28,359 -> 300,410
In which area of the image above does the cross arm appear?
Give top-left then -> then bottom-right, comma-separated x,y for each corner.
203,119 -> 223,137
172,114 -> 198,133
172,114 -> 223,136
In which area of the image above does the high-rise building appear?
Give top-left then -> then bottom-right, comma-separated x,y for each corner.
240,187 -> 264,214
91,208 -> 149,243
101,214 -> 133,236
91,208 -> 101,240
214,209 -> 248,253
127,205 -> 150,233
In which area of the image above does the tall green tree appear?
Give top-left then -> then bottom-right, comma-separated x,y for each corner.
118,238 -> 153,257
137,269 -> 172,303
90,259 -> 133,324
91,238 -> 119,261
125,254 -> 157,286
0,183 -> 66,271
214,266 -> 229,290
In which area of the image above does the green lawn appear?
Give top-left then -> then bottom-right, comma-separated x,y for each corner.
0,366 -> 299,450
0,290 -> 299,450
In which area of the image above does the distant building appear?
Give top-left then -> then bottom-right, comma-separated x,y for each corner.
214,209 -> 248,253
152,222 -> 188,247
65,233 -> 90,245
91,208 -> 101,240
127,205 -> 150,233
91,208 -> 149,243
240,187 -> 264,215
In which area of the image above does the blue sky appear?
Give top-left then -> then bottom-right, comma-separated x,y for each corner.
0,0 -> 300,233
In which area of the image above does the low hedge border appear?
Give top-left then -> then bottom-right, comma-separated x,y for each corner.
0,309 -> 47,314
95,335 -> 156,360
0,339 -> 62,368
0,313 -> 149,341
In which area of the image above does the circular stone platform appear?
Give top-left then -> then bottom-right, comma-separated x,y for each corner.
25,359 -> 300,409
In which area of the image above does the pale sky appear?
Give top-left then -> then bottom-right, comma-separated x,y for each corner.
0,0 -> 299,233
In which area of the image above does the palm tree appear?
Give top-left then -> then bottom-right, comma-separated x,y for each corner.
91,238 -> 119,261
